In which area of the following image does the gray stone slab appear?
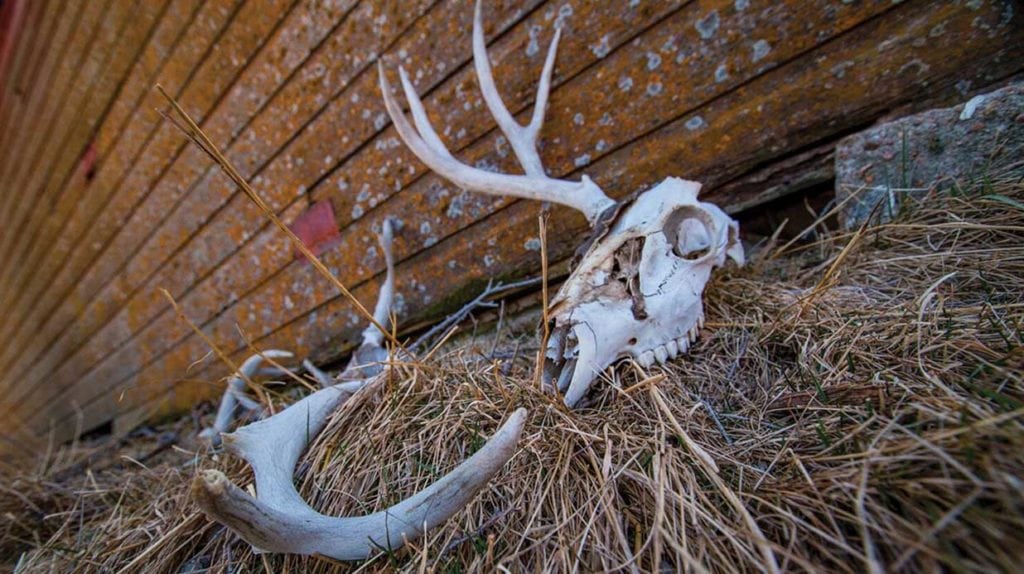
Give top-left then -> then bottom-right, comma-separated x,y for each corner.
836,83 -> 1024,228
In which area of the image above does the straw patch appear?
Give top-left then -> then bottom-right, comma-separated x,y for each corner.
3,173 -> 1023,572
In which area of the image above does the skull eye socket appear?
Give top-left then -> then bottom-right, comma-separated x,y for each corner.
663,206 -> 717,261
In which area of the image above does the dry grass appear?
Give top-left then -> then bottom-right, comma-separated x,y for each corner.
2,172 -> 1023,572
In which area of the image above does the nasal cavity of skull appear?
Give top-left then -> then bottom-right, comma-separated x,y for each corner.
665,206 -> 714,261
611,237 -> 645,286
612,237 -> 648,320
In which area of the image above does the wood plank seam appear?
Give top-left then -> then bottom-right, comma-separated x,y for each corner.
0,0 -> 87,230
0,0 -> 320,403
0,0 -> 49,138
0,0 -> 310,422
2,0 -> 562,425
0,0 -> 175,296
0,0 -> 59,177
0,0 -> 243,325
0,0 -> 440,399
0,0 -> 569,429
0,0 -> 119,270
0,0 -> 370,362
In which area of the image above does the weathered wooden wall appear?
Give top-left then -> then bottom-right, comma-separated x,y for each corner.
0,0 -> 1020,459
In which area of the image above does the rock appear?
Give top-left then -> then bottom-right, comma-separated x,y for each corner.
835,83 -> 1024,228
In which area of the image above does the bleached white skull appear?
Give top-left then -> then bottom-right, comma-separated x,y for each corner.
543,178 -> 743,406
380,1 -> 743,407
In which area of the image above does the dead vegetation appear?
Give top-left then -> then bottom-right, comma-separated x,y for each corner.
2,171 -> 1023,572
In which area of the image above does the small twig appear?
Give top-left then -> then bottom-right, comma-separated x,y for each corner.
136,432 -> 178,464
436,508 -> 511,560
489,299 -> 506,358
701,400 -> 734,445
409,276 -> 542,353
160,289 -> 255,395
236,325 -> 313,391
726,331 -> 751,381
302,358 -> 334,388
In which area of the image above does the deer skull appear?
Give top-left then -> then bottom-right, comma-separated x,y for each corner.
543,180 -> 744,406
380,1 -> 743,407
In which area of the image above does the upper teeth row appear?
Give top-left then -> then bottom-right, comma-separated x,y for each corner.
636,313 -> 704,369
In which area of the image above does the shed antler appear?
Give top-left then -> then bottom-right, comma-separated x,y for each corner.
194,388 -> 526,560
193,221 -> 528,560
378,0 -> 616,224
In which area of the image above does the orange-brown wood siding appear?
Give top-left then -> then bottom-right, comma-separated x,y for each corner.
0,0 -> 1020,459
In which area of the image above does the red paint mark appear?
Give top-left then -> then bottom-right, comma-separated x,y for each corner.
289,200 -> 341,260
80,141 -> 98,182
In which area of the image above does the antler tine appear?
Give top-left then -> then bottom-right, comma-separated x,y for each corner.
199,350 -> 294,445
361,218 -> 395,348
378,43 -> 615,223
472,0 -> 560,177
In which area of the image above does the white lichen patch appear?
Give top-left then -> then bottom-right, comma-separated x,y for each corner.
751,39 -> 771,63
830,60 -> 855,79
715,63 -> 729,83
685,115 -> 707,131
646,52 -> 662,71
591,34 -> 611,58
695,10 -> 720,40
554,4 -> 573,29
526,24 -> 543,57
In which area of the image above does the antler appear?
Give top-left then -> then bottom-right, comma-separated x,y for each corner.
378,0 -> 616,225
194,382 -> 527,560
359,219 -> 395,350
199,350 -> 294,445
193,219 -> 528,561
339,218 -> 395,382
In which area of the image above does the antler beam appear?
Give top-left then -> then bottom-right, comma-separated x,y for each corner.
193,392 -> 526,560
378,0 -> 615,224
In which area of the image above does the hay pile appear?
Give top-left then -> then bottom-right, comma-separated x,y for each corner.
3,173 -> 1023,572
